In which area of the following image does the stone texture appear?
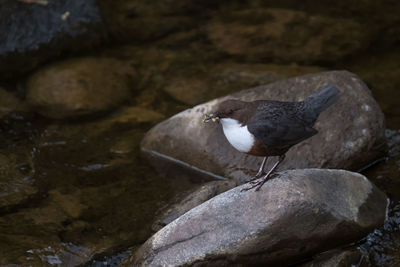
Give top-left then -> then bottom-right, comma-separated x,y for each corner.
207,8 -> 372,64
133,169 -> 387,266
141,71 -> 386,183
0,0 -> 105,80
152,179 -> 237,231
26,57 -> 135,119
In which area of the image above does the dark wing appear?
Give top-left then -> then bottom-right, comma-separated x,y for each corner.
247,102 -> 317,152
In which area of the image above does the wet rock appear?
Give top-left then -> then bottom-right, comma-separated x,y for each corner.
152,179 -> 237,231
133,169 -> 387,266
0,0 -> 106,80
0,151 -> 37,211
26,57 -> 135,119
164,63 -> 324,105
207,8 -> 372,64
0,87 -> 28,119
141,71 -> 386,183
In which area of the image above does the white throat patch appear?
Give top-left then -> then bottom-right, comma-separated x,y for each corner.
220,118 -> 254,153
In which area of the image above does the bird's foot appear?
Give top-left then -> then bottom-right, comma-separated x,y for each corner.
247,172 -> 265,184
241,173 -> 278,192
241,179 -> 265,192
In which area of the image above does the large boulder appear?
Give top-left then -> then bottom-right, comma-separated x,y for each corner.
133,169 -> 387,266
26,57 -> 135,119
141,71 -> 386,183
0,0 -> 106,80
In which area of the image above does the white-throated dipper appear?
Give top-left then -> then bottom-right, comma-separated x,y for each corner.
203,85 -> 340,191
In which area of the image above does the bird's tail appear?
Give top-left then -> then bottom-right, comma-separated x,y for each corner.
305,84 -> 340,115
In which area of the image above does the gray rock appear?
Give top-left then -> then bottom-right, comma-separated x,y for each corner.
26,57 -> 135,119
152,179 -> 237,231
0,0 -> 105,80
141,71 -> 386,183
133,169 -> 387,266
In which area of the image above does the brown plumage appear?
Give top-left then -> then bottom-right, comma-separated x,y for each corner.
204,85 -> 340,191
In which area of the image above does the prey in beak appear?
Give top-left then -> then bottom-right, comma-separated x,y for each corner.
203,114 -> 220,123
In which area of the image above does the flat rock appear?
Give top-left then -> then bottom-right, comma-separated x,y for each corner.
133,169 -> 387,266
26,57 -> 135,119
141,71 -> 386,183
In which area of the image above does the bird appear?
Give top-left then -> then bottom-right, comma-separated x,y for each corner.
203,85 -> 340,191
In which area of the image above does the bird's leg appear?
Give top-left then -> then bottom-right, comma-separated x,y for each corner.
241,154 -> 286,192
247,157 -> 268,183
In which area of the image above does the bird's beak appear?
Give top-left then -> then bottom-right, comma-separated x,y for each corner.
203,114 -> 220,123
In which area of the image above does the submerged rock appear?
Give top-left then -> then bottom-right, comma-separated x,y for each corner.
0,87 -> 28,119
163,63 -> 324,105
141,71 -> 386,183
0,151 -> 37,211
133,169 -> 387,266
207,8 -> 372,64
98,0 -> 220,42
26,57 -> 135,119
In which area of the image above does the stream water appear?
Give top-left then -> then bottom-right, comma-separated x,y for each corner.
1,2 -> 400,266
1,67 -> 400,266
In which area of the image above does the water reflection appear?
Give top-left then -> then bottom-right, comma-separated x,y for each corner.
0,112 -> 200,265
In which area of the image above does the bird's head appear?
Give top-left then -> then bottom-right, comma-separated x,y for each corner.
203,99 -> 246,123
